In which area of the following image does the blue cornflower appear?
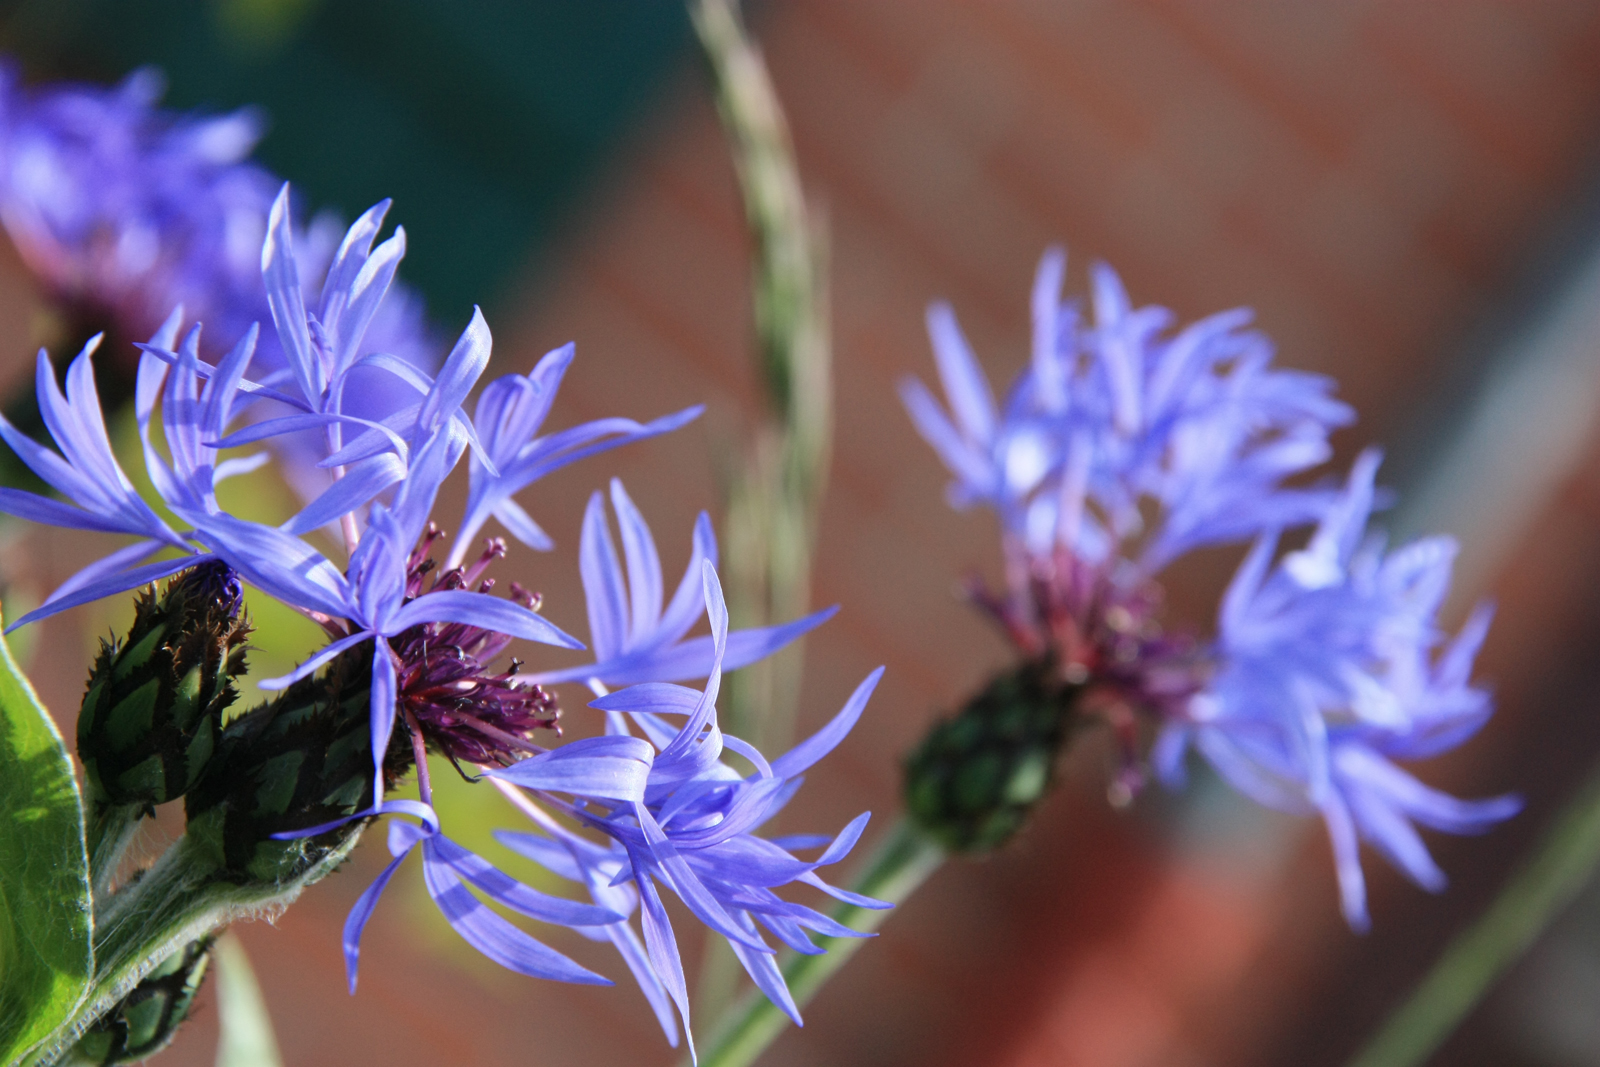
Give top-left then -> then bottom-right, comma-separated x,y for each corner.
0,156 -> 877,1028
528,479 -> 835,688
0,187 -> 706,809
902,248 -> 1352,571
1154,452 -> 1520,929
907,249 -> 1515,929
492,564 -> 884,1050
449,343 -> 701,566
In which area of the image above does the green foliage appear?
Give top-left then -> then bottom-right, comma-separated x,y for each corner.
185,642 -> 379,885
904,658 -> 1083,853
37,827 -> 363,1066
78,564 -> 250,810
0,621 -> 93,1065
72,938 -> 211,1065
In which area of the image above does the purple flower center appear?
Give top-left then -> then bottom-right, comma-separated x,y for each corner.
393,525 -> 560,772
972,547 -> 1208,799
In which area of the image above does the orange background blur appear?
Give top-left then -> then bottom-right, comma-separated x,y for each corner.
8,2 -> 1600,1065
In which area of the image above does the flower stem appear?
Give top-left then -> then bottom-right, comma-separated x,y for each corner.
686,817 -> 946,1067
690,0 -> 832,1025
692,0 -> 830,753
1346,758 -> 1600,1067
28,828 -> 364,1066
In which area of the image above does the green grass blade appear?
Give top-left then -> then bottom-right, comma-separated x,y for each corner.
213,934 -> 282,1067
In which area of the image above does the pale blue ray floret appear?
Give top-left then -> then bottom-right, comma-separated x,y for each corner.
527,478 -> 836,689
450,342 -> 702,567
334,736 -> 656,994
493,564 -> 886,1052
0,336 -> 189,622
0,305 -> 272,626
900,247 -> 1353,571
1152,451 -> 1520,930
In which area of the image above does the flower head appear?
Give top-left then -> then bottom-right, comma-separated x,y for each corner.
0,62 -> 874,1031
0,151 -> 879,1028
908,249 -> 1516,928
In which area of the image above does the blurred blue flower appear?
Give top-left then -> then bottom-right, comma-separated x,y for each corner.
0,65 -> 441,504
902,248 -> 1352,572
1154,451 -> 1520,929
0,63 -> 436,367
0,62 -> 274,339
908,249 -> 1516,930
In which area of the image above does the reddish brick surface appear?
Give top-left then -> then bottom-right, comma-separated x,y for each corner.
11,2 -> 1600,1064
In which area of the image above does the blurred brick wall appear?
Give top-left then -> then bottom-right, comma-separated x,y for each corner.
15,1 -> 1600,1065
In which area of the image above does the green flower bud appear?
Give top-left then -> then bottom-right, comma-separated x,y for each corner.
72,938 -> 211,1064
77,561 -> 249,810
185,642 -> 388,886
903,657 -> 1082,853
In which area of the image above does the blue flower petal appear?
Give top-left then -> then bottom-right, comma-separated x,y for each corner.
419,847 -> 612,986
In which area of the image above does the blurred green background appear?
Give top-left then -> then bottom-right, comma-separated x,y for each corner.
0,0 -> 697,327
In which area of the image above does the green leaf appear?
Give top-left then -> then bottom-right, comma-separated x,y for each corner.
213,934 -> 282,1067
0,620 -> 93,1064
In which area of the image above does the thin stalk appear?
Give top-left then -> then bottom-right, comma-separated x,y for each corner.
213,934 -> 284,1067
689,0 -> 832,1023
28,828 -> 363,1066
685,818 -> 946,1067
1347,758 -> 1600,1067
692,0 -> 830,752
